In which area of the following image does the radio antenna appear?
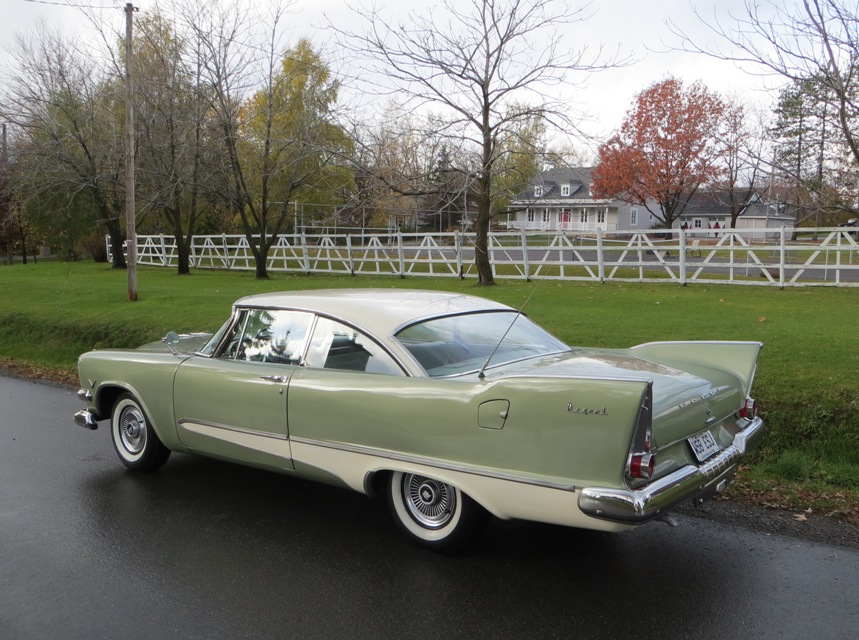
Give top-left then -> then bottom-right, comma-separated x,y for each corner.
477,281 -> 542,380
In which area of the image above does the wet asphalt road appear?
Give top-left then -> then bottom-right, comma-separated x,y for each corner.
2,375 -> 858,640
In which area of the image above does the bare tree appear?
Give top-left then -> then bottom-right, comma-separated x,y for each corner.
2,24 -> 128,268
719,97 -> 769,228
133,12 -> 215,275
676,0 -> 859,169
346,105 -> 462,232
334,0 -> 625,285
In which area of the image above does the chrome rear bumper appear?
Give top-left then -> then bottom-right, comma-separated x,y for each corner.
578,417 -> 764,524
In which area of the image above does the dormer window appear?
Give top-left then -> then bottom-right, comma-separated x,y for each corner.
534,185 -> 543,198
561,184 -> 570,197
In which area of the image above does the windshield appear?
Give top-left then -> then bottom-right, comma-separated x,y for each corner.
198,316 -> 234,357
394,311 -> 569,377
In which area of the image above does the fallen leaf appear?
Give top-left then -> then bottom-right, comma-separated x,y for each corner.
793,513 -> 808,522
759,316 -> 767,323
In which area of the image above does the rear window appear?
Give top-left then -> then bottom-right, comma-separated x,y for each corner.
394,311 -> 568,377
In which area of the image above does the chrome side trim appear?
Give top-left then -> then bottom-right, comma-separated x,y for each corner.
289,436 -> 576,492
631,340 -> 764,348
176,419 -> 290,441
578,417 -> 765,524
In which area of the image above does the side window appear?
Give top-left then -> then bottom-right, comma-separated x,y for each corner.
305,317 -> 403,376
220,308 -> 312,364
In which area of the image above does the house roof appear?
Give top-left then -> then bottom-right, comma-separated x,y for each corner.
676,188 -> 797,221
510,167 -> 603,204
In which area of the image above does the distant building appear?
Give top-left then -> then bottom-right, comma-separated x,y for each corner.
676,189 -> 795,236
506,167 -> 795,234
505,167 -> 618,232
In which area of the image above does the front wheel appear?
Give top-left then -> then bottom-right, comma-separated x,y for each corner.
387,471 -> 488,552
110,393 -> 171,472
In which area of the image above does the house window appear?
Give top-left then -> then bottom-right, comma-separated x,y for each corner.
580,209 -> 589,223
542,209 -> 550,223
561,184 -> 570,197
693,219 -> 703,229
526,209 -> 535,223
534,185 -> 543,198
597,209 -> 605,224
630,208 -> 638,225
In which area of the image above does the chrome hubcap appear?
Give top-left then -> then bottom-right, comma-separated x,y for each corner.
403,474 -> 456,529
119,406 -> 147,455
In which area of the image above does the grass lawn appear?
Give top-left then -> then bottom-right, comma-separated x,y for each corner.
2,260 -> 857,520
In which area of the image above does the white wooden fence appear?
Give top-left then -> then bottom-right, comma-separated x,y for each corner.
109,227 -> 859,287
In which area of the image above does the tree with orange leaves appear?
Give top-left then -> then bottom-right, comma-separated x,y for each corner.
592,77 -> 726,229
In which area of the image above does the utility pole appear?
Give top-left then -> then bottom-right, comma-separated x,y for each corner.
125,2 -> 138,301
1,123 -> 8,266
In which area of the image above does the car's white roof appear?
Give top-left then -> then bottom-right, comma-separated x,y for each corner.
235,289 -> 513,336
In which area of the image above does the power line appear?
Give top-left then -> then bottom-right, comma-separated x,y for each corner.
23,0 -> 119,9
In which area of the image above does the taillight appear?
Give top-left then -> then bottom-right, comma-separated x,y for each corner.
627,383 -> 655,481
739,398 -> 757,420
628,452 -> 655,480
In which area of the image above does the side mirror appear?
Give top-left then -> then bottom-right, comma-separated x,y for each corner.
163,331 -> 180,356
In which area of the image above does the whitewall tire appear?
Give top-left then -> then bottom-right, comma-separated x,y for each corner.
110,393 -> 171,472
387,471 -> 487,552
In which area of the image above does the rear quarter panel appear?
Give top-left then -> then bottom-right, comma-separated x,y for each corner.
287,368 -> 649,489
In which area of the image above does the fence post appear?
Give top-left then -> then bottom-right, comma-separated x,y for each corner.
397,231 -> 405,278
521,228 -> 530,281
597,228 -> 605,282
301,231 -> 310,273
779,227 -> 786,288
347,234 -> 354,275
679,228 -> 687,286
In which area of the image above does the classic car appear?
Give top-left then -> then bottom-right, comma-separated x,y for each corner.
74,289 -> 765,551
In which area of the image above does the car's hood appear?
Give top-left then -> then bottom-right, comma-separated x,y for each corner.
487,348 -> 744,446
137,333 -> 212,354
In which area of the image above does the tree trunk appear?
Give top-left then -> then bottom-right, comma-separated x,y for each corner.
106,218 -> 127,269
254,235 -> 269,280
176,236 -> 191,275
474,178 -> 495,285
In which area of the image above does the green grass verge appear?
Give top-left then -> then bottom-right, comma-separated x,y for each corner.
2,260 -> 858,503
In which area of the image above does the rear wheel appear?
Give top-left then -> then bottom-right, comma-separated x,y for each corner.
387,471 -> 487,552
110,393 -> 171,472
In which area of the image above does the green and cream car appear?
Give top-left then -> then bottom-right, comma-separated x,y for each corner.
74,289 -> 764,551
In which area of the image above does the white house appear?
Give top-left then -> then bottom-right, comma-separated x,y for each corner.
505,167 -> 620,233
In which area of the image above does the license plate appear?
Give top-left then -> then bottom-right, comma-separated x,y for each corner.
688,431 -> 720,462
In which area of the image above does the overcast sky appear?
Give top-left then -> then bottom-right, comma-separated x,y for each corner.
3,0 -> 782,154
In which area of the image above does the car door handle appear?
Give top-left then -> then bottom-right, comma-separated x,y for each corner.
260,375 -> 288,383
